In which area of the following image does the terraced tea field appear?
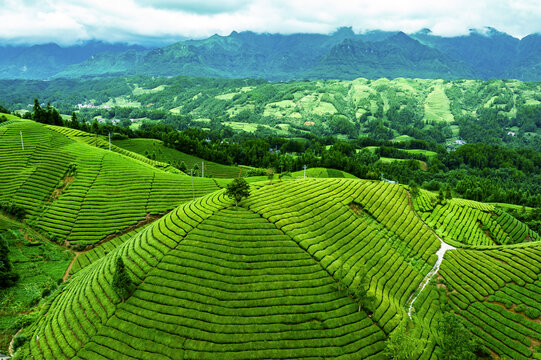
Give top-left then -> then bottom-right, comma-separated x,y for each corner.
0,120 -> 220,246
2,121 -> 540,359
413,190 -> 539,246
16,190 -> 388,359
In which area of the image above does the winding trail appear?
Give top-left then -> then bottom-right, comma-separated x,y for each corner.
62,251 -> 82,281
405,191 -> 456,317
9,328 -> 22,356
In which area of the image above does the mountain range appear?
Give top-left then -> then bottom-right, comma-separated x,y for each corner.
1,27 -> 541,81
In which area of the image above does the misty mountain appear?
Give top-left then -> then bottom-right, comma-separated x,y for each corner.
2,28 -> 541,81
0,41 -> 147,79
303,32 -> 473,79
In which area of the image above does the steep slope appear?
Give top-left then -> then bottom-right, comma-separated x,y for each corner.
304,33 -> 474,80
0,41 -> 146,80
16,190 -> 387,359
511,33 -> 541,81
412,28 -> 519,79
0,120 -> 220,246
11,177 -> 541,359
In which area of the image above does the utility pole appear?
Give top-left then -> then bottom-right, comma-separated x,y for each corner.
303,164 -> 307,180
108,132 -> 111,151
191,169 -> 195,201
20,131 -> 24,150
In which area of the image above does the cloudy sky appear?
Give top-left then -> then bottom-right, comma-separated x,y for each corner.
1,0 -> 540,45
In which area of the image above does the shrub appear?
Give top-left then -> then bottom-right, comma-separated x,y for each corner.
0,233 -> 19,289
246,168 -> 267,176
0,201 -> 25,220
112,256 -> 133,301
12,334 -> 28,352
524,307 -> 540,319
13,313 -> 37,329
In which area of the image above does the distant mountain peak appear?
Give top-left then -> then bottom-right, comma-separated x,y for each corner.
387,31 -> 417,44
3,26 -> 541,81
468,27 -> 510,38
416,28 -> 433,35
332,26 -> 355,37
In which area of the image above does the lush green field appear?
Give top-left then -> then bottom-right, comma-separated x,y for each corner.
0,120 -> 221,246
423,83 -> 454,123
113,138 -> 243,178
0,112 -> 21,121
289,167 -> 357,179
1,119 -> 540,359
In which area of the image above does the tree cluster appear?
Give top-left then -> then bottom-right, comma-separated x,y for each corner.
0,232 -> 19,289
32,98 -> 63,126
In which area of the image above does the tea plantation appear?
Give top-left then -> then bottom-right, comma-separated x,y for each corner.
1,120 -> 540,359
0,120 -> 220,247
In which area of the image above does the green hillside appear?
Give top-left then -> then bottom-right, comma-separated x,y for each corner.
0,120 -> 220,247
113,138 -> 243,178
0,215 -> 73,353
290,167 -> 357,179
1,76 -> 540,149
6,174 -> 540,359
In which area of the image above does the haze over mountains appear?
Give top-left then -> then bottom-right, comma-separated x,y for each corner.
1,27 -> 541,81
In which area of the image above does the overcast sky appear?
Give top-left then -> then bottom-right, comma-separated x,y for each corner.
1,0 -> 540,45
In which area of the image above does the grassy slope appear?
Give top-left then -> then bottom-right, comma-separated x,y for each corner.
289,167 -> 357,179
0,120 -> 220,246
423,83 -> 454,123
2,77 -> 541,143
112,138 -> 243,178
0,215 -> 73,353
17,188 -> 389,359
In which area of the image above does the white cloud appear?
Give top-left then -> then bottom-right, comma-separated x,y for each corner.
0,0 -> 540,45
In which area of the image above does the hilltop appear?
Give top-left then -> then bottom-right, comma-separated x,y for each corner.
10,177 -> 541,359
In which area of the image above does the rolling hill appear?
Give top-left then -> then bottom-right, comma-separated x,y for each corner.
112,138 -> 244,178
7,173 -> 540,359
1,76 -> 540,151
0,119 -> 221,247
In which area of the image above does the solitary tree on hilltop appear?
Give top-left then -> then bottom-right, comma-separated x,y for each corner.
112,256 -> 133,302
226,178 -> 250,206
